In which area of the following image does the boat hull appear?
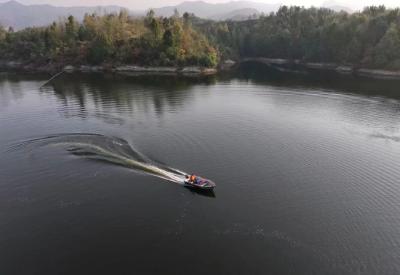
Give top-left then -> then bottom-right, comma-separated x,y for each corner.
184,179 -> 216,190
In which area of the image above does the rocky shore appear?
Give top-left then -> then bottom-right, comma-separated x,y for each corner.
2,59 -> 400,80
0,61 -> 218,76
240,58 -> 400,80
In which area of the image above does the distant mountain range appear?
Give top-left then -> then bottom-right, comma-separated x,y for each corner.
0,0 -> 353,30
152,1 -> 280,18
210,8 -> 260,21
0,0 -> 125,30
322,0 -> 353,13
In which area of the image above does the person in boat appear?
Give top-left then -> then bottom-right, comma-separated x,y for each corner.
186,174 -> 198,184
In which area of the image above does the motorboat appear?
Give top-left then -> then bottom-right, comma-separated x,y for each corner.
184,175 -> 216,190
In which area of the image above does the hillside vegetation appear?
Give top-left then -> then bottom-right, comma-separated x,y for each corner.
200,5 -> 400,70
1,6 -> 400,70
0,10 -> 218,67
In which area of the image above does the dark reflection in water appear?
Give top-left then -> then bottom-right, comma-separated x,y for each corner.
47,73 -> 217,117
235,62 -> 400,99
1,67 -> 400,275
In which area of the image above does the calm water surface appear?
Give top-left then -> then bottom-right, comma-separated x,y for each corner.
1,67 -> 400,274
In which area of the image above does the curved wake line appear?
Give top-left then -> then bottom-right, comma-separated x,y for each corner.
57,142 -> 186,183
9,133 -> 188,184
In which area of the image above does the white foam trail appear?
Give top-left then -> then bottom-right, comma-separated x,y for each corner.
51,142 -> 187,184
12,134 -> 189,185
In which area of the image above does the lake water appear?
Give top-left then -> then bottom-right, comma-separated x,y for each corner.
1,66 -> 400,274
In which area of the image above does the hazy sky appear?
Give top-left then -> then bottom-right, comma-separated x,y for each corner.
2,0 -> 399,10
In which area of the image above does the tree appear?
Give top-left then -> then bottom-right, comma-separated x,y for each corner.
0,25 -> 6,41
371,23 -> 400,68
87,36 -> 110,64
150,18 -> 162,40
65,15 -> 78,51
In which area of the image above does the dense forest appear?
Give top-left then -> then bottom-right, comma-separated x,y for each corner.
200,5 -> 400,70
1,6 -> 400,70
0,10 -> 218,67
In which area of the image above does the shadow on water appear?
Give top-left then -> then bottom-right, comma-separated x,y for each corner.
45,73 -> 218,116
0,71 -> 217,117
2,65 -> 400,101
2,67 -> 400,117
231,62 -> 400,100
185,185 -> 216,198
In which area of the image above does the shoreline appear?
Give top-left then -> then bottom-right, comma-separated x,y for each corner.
2,59 -> 400,80
0,61 -> 218,76
240,58 -> 400,80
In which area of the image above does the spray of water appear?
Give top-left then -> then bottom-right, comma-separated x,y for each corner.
9,133 -> 188,184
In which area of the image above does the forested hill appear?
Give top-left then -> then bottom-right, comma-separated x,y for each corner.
201,5 -> 400,70
0,11 -> 219,68
1,6 -> 400,70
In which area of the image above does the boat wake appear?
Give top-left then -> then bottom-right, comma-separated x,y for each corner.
9,133 -> 188,184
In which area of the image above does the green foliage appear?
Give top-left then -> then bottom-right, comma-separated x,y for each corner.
0,11 -> 219,67
198,5 -> 400,69
3,6 -> 400,70
0,25 -> 6,41
87,36 -> 110,64
371,23 -> 400,69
